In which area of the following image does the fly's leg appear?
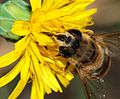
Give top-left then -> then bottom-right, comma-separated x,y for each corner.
65,62 -> 70,71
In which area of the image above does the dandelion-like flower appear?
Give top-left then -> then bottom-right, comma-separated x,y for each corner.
0,0 -> 96,99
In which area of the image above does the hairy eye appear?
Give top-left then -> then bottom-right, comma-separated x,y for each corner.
67,29 -> 82,41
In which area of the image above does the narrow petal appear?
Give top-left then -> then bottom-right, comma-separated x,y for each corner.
11,21 -> 31,36
41,0 -> 55,11
49,0 -> 73,9
43,84 -> 52,94
30,41 -> 44,64
57,74 -> 70,87
31,78 -> 38,99
34,77 -> 44,99
32,32 -> 55,46
0,55 -> 25,87
29,60 -> 44,99
48,63 -> 63,73
0,50 -> 21,68
20,50 -> 31,80
0,36 -> 30,68
30,0 -> 42,12
8,72 -> 30,99
29,49 -> 61,92
57,72 -> 74,87
15,36 -> 30,51
41,64 -> 63,92
38,64 -> 59,92
29,49 -> 44,91
61,9 -> 97,22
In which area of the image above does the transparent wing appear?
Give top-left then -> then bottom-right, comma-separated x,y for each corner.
94,33 -> 120,56
77,69 -> 108,99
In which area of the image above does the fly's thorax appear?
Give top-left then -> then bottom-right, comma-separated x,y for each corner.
70,36 -> 98,66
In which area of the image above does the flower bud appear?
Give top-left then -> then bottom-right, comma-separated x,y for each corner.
0,0 -> 31,41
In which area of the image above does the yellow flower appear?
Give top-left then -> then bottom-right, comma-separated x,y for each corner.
0,0 -> 96,99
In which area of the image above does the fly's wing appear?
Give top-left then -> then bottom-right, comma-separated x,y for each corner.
94,33 -> 120,57
77,69 -> 108,99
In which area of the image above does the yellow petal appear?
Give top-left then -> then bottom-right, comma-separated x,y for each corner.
43,84 -> 52,94
31,76 -> 44,99
34,76 -> 44,99
50,0 -> 73,9
39,64 -> 59,92
65,72 -> 74,81
8,72 -> 30,99
20,50 -> 31,80
32,32 -> 55,46
41,64 -> 63,92
29,58 -> 44,99
0,36 -> 30,68
55,60 -> 66,68
30,41 -> 44,64
11,21 -> 31,36
57,72 -> 74,87
29,49 -> 45,89
0,50 -> 21,68
15,36 -> 30,51
30,49 -> 61,92
41,0 -> 55,11
57,74 -> 70,87
31,78 -> 39,99
61,9 -> 97,22
0,55 -> 25,87
42,57 -> 54,63
48,63 -> 63,73
30,0 -> 42,12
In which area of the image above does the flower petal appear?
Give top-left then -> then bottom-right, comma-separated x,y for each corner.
0,50 -> 21,68
41,0 -> 55,11
30,41 -> 44,64
15,36 -> 30,52
57,72 -> 74,87
8,72 -> 30,99
0,36 -> 30,68
0,55 -> 25,87
32,32 -> 55,46
41,64 -> 63,92
29,63 -> 45,99
11,21 -> 31,36
30,0 -> 42,12
20,50 -> 31,80
31,78 -> 39,99
34,76 -> 44,99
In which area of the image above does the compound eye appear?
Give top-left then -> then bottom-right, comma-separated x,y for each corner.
57,35 -> 67,41
67,29 -> 82,41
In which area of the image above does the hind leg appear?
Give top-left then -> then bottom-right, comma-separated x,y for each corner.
65,62 -> 70,71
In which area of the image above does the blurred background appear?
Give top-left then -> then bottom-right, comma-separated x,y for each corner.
0,0 -> 120,99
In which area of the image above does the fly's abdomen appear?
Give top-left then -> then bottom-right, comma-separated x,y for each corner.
91,48 -> 111,79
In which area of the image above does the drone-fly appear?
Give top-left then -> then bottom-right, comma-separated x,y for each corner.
55,29 -> 120,99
